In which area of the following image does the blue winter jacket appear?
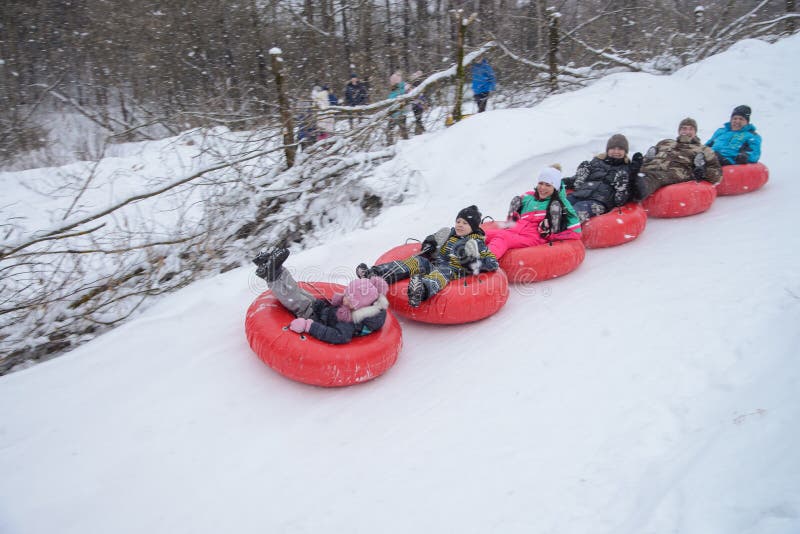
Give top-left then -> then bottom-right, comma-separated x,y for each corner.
471,60 -> 496,94
705,122 -> 762,164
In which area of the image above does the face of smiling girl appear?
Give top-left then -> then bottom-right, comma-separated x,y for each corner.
536,182 -> 555,198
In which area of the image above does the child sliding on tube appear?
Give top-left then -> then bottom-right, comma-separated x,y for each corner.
253,248 -> 389,344
355,205 -> 499,308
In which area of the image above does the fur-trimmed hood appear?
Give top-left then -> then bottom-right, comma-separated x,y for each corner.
595,152 -> 630,164
350,294 -> 389,324
335,294 -> 389,323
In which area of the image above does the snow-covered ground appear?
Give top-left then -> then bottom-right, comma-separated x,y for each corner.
2,36 -> 800,534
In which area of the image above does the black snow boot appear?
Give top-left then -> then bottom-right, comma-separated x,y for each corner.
253,248 -> 290,282
356,263 -> 373,279
632,173 -> 658,202
371,262 -> 408,284
407,275 -> 427,308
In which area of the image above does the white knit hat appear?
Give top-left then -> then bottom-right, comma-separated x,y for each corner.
537,166 -> 562,189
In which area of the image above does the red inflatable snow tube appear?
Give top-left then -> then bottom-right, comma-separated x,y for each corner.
581,203 -> 648,249
481,222 -> 586,283
642,180 -> 717,218
245,282 -> 402,387
716,162 -> 769,196
373,243 -> 509,324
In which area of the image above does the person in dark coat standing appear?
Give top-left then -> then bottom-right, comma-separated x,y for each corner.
252,248 -> 389,345
471,56 -> 496,113
344,74 -> 368,106
565,134 -> 642,221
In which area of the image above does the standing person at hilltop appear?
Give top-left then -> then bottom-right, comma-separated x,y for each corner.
704,105 -> 762,166
344,73 -> 368,107
311,84 -> 335,140
471,56 -> 496,113
386,71 -> 408,143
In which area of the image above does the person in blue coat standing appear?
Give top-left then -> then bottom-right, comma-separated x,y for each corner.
471,56 -> 496,113
705,105 -> 762,165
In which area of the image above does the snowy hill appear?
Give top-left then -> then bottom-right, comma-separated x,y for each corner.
1,36 -> 800,534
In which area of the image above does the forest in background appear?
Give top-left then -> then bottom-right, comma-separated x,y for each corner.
2,0 -> 797,165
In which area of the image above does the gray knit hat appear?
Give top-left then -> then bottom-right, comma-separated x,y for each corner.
606,134 -> 629,153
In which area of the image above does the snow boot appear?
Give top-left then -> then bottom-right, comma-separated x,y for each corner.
548,200 -> 563,234
632,173 -> 658,202
407,275 -> 426,308
370,262 -> 409,284
356,263 -> 373,279
253,248 -> 290,282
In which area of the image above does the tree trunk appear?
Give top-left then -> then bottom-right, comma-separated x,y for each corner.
547,8 -> 559,92
270,50 -> 296,169
451,11 -> 477,122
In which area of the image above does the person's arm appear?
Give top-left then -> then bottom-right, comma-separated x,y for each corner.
611,167 -> 631,207
571,160 -> 591,189
742,132 -> 761,163
420,227 -> 452,256
702,148 -> 723,184
308,320 -> 357,345
475,238 -> 499,272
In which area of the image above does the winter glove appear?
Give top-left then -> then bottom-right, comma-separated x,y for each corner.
420,235 -> 438,257
538,218 -> 551,238
644,146 -> 657,161
630,152 -> 643,175
289,317 -> 313,333
735,142 -> 750,164
692,152 -> 706,181
460,239 -> 480,263
507,195 -> 522,221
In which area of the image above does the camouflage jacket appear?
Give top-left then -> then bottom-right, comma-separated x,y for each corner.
641,135 -> 722,185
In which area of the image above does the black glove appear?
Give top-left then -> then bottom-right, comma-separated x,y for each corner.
538,218 -> 551,238
692,152 -> 706,181
507,195 -> 522,221
735,142 -> 750,164
630,152 -> 643,176
420,235 -> 437,256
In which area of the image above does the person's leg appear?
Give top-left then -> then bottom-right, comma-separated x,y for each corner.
487,227 -> 546,258
408,263 -> 452,307
475,92 -> 488,112
571,200 -> 607,222
398,117 -> 409,140
632,172 -> 660,201
269,268 -> 317,319
370,255 -> 431,284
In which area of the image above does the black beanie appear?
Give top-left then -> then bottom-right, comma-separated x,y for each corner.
606,134 -> 629,153
457,205 -> 482,233
731,105 -> 751,122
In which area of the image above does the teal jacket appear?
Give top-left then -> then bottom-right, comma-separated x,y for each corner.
705,122 -> 761,164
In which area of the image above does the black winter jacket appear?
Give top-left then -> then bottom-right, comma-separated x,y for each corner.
307,296 -> 388,345
567,154 -> 633,209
